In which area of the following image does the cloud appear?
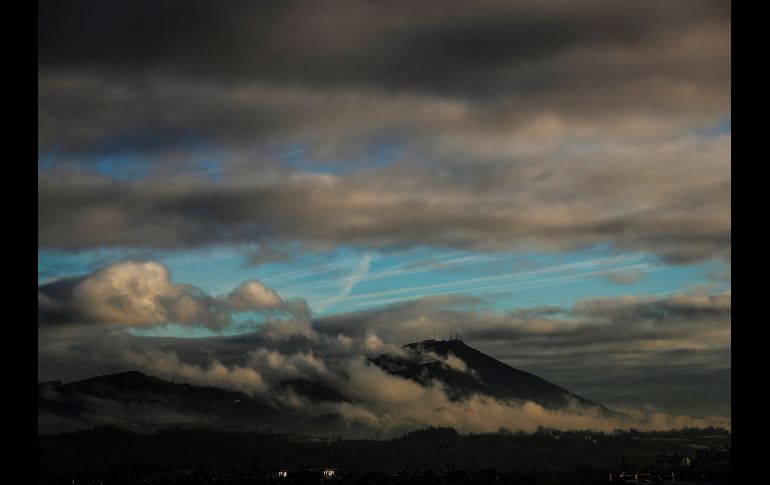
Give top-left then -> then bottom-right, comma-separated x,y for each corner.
37,1 -> 730,264
38,131 -> 730,263
123,347 -> 269,396
38,261 -> 231,329
226,280 -> 284,311
243,246 -> 294,266
570,291 -> 731,324
38,0 -> 728,158
316,252 -> 372,312
599,268 -> 645,285
314,357 -> 728,435
257,318 -> 318,343
38,261 -> 306,329
246,348 -> 330,385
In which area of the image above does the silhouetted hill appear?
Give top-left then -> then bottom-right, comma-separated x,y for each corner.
372,339 -> 601,410
278,378 -> 349,403
38,370 -> 289,434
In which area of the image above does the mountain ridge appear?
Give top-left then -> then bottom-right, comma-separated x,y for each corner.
39,339 -> 608,434
371,339 -> 601,410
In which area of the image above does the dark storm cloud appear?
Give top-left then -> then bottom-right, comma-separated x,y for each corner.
38,0 -> 729,156
38,0 -> 728,92
38,0 -> 730,262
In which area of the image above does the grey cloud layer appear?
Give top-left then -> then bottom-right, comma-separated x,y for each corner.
38,0 -> 729,156
39,132 -> 730,261
312,292 -> 730,352
38,1 -> 730,261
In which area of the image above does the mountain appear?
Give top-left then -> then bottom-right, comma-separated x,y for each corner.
38,340 -> 607,434
38,370 -> 288,434
278,378 -> 349,403
371,339 -> 601,410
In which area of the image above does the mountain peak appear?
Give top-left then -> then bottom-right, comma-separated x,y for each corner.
379,339 -> 601,411
81,369 -> 155,384
405,338 -> 477,353
109,370 -> 149,378
403,339 -> 500,366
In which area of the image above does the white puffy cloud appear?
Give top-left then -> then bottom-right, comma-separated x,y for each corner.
226,280 -> 284,311
37,261 -> 230,329
38,261 -> 304,330
123,347 -> 269,396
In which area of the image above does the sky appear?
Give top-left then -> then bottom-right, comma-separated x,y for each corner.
38,0 -> 730,432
